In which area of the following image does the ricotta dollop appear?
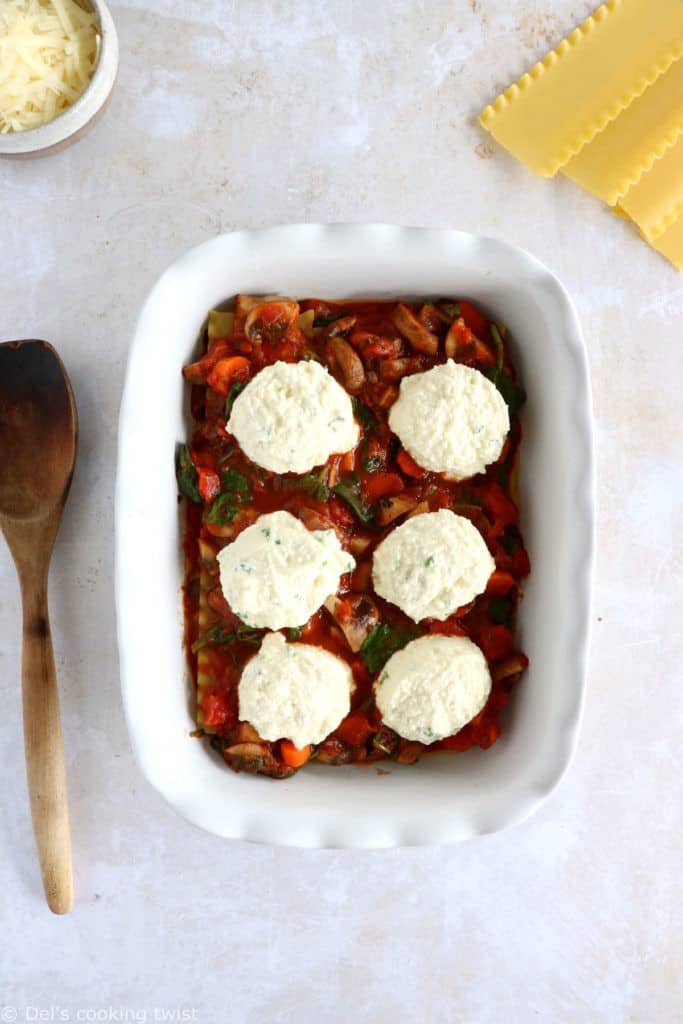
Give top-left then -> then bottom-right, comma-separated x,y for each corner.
238,632 -> 353,747
217,510 -> 355,630
375,634 -> 492,743
227,360 -> 359,473
388,360 -> 509,478
372,509 -> 495,621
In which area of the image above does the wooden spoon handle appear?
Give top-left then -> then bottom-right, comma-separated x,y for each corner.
21,580 -> 73,914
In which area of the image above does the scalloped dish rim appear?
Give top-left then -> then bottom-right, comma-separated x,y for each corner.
115,223 -> 594,848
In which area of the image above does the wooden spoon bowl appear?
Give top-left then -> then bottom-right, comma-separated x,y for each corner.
0,340 -> 78,914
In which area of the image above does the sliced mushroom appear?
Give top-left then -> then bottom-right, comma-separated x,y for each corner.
492,653 -> 528,684
325,336 -> 366,393
324,592 -> 379,652
407,500 -> 430,519
315,739 -> 356,765
324,315 -> 357,338
347,534 -> 373,556
245,300 -> 300,342
376,384 -> 399,408
376,493 -> 418,525
379,357 -> 422,382
393,303 -> 438,355
295,505 -> 343,538
222,741 -> 287,776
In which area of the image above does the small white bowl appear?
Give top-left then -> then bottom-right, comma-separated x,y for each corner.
116,224 -> 595,848
0,0 -> 118,157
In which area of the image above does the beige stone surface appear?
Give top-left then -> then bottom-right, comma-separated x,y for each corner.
1,1 -> 682,1020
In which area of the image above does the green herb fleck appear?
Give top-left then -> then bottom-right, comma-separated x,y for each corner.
286,626 -> 303,641
360,623 -> 422,674
261,527 -> 271,540
363,454 -> 383,473
175,443 -> 201,503
424,555 -> 435,568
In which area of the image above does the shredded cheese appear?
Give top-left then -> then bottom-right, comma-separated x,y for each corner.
0,0 -> 100,133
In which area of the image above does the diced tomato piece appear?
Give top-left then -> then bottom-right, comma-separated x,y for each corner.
396,449 -> 425,478
362,472 -> 405,503
329,496 -> 356,526
479,625 -> 514,661
335,712 -> 374,747
206,356 -> 250,396
182,342 -> 232,384
459,300 -> 489,339
511,546 -> 531,578
486,570 -> 516,596
280,740 -> 311,769
201,693 -> 232,730
484,484 -> 519,526
197,467 -> 221,502
363,337 -> 402,359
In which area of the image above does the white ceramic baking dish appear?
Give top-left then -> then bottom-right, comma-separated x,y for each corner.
116,224 -> 594,847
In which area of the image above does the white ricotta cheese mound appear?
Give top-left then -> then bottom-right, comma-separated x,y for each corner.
238,632 -> 353,747
373,509 -> 495,622
227,360 -> 360,473
217,510 -> 355,630
375,635 -> 492,743
388,360 -> 509,478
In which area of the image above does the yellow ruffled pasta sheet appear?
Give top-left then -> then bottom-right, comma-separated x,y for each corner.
563,57 -> 683,204
648,212 -> 683,270
479,0 -> 683,177
618,134 -> 683,241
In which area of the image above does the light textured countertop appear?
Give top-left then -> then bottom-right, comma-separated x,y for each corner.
1,2 -> 682,1020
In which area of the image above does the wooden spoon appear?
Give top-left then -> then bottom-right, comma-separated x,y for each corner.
0,339 -> 77,914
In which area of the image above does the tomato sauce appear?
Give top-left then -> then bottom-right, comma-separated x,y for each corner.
180,296 -> 530,778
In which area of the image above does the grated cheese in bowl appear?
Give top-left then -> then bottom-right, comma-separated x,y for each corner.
0,0 -> 101,134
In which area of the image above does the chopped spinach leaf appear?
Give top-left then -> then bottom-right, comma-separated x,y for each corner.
439,301 -> 461,321
490,323 -> 505,371
313,311 -> 349,328
175,443 -> 201,503
332,473 -> 374,524
502,528 -> 521,556
207,494 -> 240,525
220,466 -> 250,496
298,467 -> 329,502
485,366 -> 526,418
224,380 -> 247,419
489,596 -> 513,626
360,623 -> 422,674
192,624 -> 264,652
352,396 -> 377,431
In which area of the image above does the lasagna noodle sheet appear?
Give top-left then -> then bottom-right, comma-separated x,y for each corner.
647,210 -> 683,270
479,0 -> 683,177
563,57 -> 683,204
195,318 -> 233,732
618,134 -> 683,240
